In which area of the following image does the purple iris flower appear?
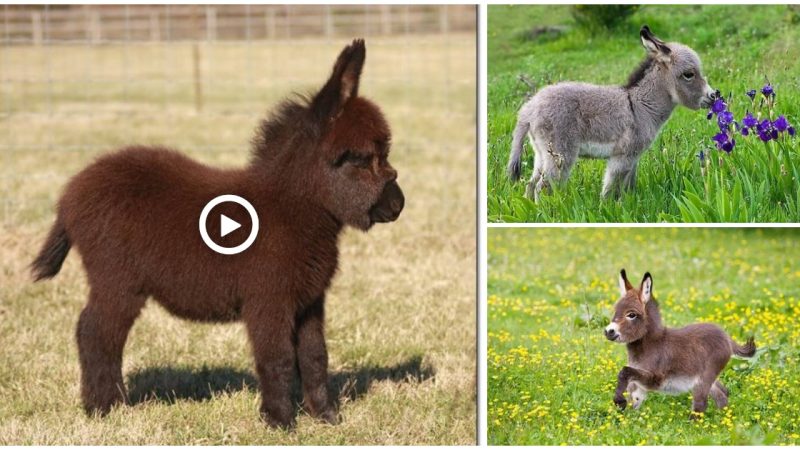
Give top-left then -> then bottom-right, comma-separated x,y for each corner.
746,89 -> 756,99
790,126 -> 796,137
758,130 -> 771,142
711,98 -> 727,114
774,115 -> 789,132
717,111 -> 734,129
761,84 -> 774,98
712,132 -> 735,152
706,111 -> 713,120
721,139 -> 735,153
742,112 -> 758,129
741,128 -> 749,136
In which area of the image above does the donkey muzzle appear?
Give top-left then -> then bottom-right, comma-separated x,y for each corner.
604,328 -> 620,342
369,180 -> 404,224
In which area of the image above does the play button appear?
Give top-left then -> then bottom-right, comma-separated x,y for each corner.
220,214 -> 241,238
199,194 -> 259,255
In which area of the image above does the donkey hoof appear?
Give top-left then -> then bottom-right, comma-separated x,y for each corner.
260,408 -> 296,430
317,407 -> 340,425
689,411 -> 704,421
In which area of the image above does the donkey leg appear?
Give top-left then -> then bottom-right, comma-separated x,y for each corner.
614,366 -> 662,410
77,287 -> 145,415
533,139 -> 577,201
601,156 -> 637,198
525,139 -> 545,200
710,380 -> 728,409
244,303 -> 296,428
627,382 -> 648,409
690,381 -> 713,418
525,158 -> 543,200
295,297 -> 338,424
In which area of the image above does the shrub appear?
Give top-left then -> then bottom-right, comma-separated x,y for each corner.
571,5 -> 640,31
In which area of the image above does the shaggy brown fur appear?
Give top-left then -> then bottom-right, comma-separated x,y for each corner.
31,39 -> 404,428
604,270 -> 755,418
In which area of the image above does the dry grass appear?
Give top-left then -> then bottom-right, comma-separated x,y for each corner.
0,33 -> 476,444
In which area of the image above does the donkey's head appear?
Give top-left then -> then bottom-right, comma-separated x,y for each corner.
253,39 -> 404,231
604,269 -> 654,344
638,26 -> 717,110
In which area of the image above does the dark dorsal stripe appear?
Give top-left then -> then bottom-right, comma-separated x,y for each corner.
624,56 -> 654,90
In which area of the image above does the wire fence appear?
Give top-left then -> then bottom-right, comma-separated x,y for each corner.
0,5 -> 476,225
2,5 -> 475,44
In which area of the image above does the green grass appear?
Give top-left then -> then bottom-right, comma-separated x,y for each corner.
488,227 -> 800,445
0,35 -> 476,444
487,5 -> 800,222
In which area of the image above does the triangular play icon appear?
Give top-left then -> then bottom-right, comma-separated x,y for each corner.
220,214 -> 241,238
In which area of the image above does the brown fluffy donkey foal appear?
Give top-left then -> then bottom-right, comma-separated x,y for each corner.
30,39 -> 404,428
604,270 -> 756,418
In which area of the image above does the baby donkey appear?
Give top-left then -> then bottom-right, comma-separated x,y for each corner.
604,270 -> 755,417
508,26 -> 718,199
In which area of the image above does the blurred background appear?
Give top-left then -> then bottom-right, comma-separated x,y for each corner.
0,5 -> 476,444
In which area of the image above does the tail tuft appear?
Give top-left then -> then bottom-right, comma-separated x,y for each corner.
507,119 -> 530,181
31,217 -> 71,281
732,336 -> 756,358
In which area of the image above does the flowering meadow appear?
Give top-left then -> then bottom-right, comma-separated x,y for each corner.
488,5 -> 800,222
488,228 -> 800,444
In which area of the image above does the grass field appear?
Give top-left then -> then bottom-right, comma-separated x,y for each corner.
487,5 -> 800,222
0,34 -> 476,444
488,227 -> 800,445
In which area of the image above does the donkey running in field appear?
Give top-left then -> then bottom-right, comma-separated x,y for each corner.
507,26 -> 719,200
31,39 -> 404,428
604,270 -> 756,417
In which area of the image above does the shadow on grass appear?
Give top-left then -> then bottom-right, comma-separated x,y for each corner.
126,355 -> 434,406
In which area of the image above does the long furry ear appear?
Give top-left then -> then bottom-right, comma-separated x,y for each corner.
619,269 -> 633,296
310,39 -> 366,122
639,272 -> 653,304
640,25 -> 671,63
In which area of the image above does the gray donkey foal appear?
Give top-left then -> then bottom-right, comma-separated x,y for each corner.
507,26 -> 718,199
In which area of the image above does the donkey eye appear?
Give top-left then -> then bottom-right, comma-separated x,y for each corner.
334,151 -> 371,168
626,312 -> 637,320
682,71 -> 695,81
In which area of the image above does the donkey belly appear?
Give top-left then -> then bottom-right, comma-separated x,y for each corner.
578,141 -> 615,159
657,375 -> 699,394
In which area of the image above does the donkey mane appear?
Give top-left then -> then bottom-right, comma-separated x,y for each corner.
623,56 -> 655,90
250,96 -> 318,166
642,297 -> 664,336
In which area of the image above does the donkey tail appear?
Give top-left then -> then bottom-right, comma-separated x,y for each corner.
731,336 -> 756,358
507,119 -> 530,181
31,215 -> 71,282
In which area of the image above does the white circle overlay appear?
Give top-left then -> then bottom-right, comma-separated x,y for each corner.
199,194 -> 260,255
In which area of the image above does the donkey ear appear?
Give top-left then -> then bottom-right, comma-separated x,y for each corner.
640,25 -> 671,63
619,269 -> 634,296
311,39 -> 366,122
639,272 -> 653,304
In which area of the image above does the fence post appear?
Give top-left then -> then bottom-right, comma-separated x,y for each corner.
31,11 -> 42,45
205,6 -> 216,42
324,5 -> 333,38
381,5 -> 391,35
89,11 -> 101,44
149,10 -> 160,42
193,43 -> 203,113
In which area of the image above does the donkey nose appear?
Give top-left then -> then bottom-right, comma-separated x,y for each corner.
711,89 -> 721,99
604,328 -> 618,341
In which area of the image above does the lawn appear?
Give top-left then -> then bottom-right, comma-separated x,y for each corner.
488,227 -> 800,445
0,34 -> 476,444
487,5 -> 800,222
